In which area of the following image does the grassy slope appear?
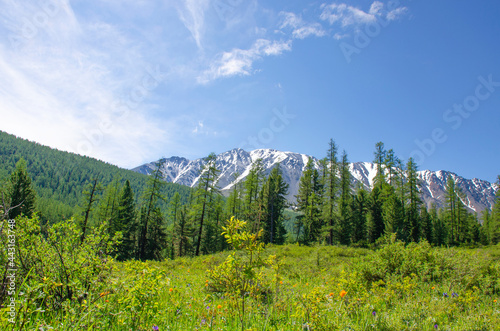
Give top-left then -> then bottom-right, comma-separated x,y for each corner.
8,242 -> 500,330
0,131 -> 192,222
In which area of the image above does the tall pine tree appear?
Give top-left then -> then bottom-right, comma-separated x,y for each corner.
194,153 -> 220,256
261,164 -> 289,244
115,180 -> 137,260
7,158 -> 37,219
323,139 -> 338,245
337,150 -> 352,245
296,159 -> 323,244
138,159 -> 166,260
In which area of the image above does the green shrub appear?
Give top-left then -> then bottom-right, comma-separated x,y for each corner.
0,215 -> 115,328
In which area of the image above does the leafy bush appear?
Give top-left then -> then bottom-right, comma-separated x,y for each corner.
0,215 -> 114,328
357,235 -> 500,295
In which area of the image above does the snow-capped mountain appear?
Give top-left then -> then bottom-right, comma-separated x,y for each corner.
132,148 -> 498,213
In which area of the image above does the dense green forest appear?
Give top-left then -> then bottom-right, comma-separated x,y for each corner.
0,131 -> 191,225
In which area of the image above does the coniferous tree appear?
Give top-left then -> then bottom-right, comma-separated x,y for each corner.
97,179 -> 121,233
323,139 -> 338,245
7,158 -> 37,219
467,213 -> 481,243
367,184 -> 385,243
296,159 -> 323,244
194,153 -> 220,256
226,172 -> 243,220
115,180 -> 137,260
367,143 -> 388,242
444,175 -> 469,244
244,159 -> 265,229
405,157 -> 421,242
481,208 -> 492,244
138,159 -> 166,260
145,207 -> 167,260
384,149 -> 397,186
351,184 -> 368,244
373,142 -> 386,186
490,176 -> 500,244
261,164 -> 289,244
79,176 -> 103,244
420,207 -> 433,243
431,203 -> 447,246
175,205 -> 194,257
167,192 -> 181,259
337,150 -> 352,245
383,186 -> 404,238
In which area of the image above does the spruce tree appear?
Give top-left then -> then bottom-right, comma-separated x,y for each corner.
405,157 -> 421,242
420,207 -> 433,243
167,192 -> 181,259
444,175 -> 469,244
261,164 -> 289,244
244,159 -> 264,228
337,150 -> 352,245
7,158 -> 37,219
145,207 -> 167,260
115,180 -> 137,260
138,159 -> 166,260
175,205 -> 194,257
194,153 -> 220,256
481,209 -> 491,244
79,177 -> 103,244
367,184 -> 385,243
490,176 -> 500,244
350,184 -> 368,244
97,179 -> 121,234
384,149 -> 397,186
373,142 -> 386,186
296,159 -> 323,244
226,172 -> 242,219
382,186 -> 404,238
323,139 -> 338,245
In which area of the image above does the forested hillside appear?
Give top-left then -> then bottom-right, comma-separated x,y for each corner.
0,131 -> 191,223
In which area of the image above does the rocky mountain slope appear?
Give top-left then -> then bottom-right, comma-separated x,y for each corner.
132,148 -> 498,213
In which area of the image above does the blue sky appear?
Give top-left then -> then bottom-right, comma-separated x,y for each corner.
0,0 -> 499,182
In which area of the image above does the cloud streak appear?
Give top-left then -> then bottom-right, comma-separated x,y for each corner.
198,38 -> 292,83
176,0 -> 210,50
280,12 -> 326,39
320,1 -> 408,29
0,0 -> 171,168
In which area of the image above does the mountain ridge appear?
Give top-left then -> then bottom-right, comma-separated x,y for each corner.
132,148 -> 498,213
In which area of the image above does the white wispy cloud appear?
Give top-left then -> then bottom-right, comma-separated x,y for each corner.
386,7 -> 408,21
176,0 -> 210,50
0,0 -> 171,168
198,38 -> 292,84
280,12 -> 326,39
320,1 -> 408,28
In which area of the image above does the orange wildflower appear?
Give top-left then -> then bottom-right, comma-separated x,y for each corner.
340,290 -> 347,298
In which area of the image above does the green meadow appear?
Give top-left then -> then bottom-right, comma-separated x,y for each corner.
2,215 -> 500,331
